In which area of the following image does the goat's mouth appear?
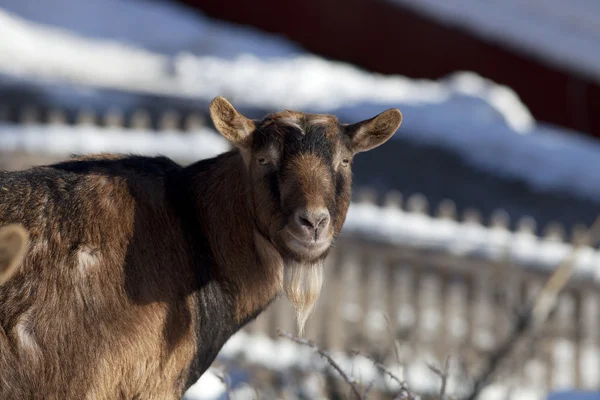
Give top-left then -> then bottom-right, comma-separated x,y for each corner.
281,228 -> 332,260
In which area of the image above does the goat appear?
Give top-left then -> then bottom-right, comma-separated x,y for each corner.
0,224 -> 29,285
0,96 -> 402,399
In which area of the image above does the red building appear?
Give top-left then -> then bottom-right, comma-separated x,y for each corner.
176,0 -> 600,139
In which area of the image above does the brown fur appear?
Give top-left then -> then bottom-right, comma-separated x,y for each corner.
0,96 -> 402,399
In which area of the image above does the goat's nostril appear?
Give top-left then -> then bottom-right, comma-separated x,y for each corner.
299,216 -> 313,228
316,214 -> 330,228
294,209 -> 330,232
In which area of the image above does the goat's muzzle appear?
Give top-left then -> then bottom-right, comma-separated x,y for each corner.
282,207 -> 332,260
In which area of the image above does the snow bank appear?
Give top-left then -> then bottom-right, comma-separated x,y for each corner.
345,202 -> 600,281
0,123 -> 230,163
0,0 -> 303,59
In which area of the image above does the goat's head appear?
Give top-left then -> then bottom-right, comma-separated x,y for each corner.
210,96 -> 402,331
0,223 -> 29,285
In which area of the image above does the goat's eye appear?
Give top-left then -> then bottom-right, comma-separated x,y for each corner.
341,158 -> 349,167
257,157 -> 269,165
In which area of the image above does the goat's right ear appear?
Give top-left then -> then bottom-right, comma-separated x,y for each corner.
209,96 -> 255,149
0,223 -> 29,285
345,108 -> 402,154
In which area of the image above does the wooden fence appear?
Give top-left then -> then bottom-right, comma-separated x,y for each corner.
0,104 -> 208,132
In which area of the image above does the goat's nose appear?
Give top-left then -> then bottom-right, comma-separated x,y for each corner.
294,208 -> 330,231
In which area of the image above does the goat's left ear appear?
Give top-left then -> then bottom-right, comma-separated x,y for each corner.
209,96 -> 256,149
345,108 -> 402,154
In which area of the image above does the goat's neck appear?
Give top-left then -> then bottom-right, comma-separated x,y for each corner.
187,151 -> 283,325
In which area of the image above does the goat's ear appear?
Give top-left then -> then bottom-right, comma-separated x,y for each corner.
0,223 -> 29,285
209,96 -> 255,149
345,108 -> 402,154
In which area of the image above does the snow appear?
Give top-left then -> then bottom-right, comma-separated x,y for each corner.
184,370 -> 226,400
344,202 -> 600,281
0,122 -> 230,163
479,384 -> 545,400
386,0 -> 600,84
0,0 -> 303,59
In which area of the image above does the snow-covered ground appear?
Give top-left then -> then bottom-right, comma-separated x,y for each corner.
2,0 -> 600,206
184,330 -> 575,400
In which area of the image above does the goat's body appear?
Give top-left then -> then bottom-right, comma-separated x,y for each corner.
0,153 -> 280,399
0,97 -> 402,399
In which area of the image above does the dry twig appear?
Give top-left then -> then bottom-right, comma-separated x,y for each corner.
363,381 -> 375,400
352,349 -> 418,400
277,329 -> 363,400
427,355 -> 450,400
384,313 -> 407,383
352,350 -> 405,388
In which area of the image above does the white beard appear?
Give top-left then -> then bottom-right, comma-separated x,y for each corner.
283,260 -> 323,335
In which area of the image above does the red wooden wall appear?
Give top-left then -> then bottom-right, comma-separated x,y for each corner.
176,0 -> 600,138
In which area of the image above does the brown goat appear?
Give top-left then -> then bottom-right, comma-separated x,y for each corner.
0,96 -> 402,399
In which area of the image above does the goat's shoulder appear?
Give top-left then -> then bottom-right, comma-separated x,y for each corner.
0,155 -> 196,396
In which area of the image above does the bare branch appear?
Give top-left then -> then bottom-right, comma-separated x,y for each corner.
441,356 -> 450,400
463,306 -> 530,400
363,381 -> 375,400
534,215 -> 600,325
384,313 -> 407,383
277,329 -> 363,400
427,355 -> 450,400
351,349 -> 419,400
351,350 -> 405,388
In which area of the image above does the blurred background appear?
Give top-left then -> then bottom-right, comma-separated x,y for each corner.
1,0 -> 600,399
